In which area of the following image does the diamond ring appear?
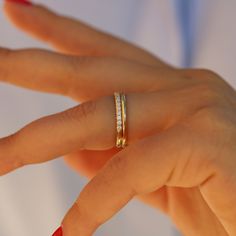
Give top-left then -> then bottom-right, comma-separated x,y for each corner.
114,92 -> 127,148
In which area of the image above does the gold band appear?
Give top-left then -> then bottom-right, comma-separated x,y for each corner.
114,92 -> 127,148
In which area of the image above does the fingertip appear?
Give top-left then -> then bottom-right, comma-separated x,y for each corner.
3,1 -> 48,27
4,0 -> 32,12
3,1 -> 61,42
3,0 -> 34,27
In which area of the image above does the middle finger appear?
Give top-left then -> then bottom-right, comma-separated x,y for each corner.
0,47 -> 183,101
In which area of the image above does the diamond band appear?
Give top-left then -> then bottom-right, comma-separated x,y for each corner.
114,92 -> 127,148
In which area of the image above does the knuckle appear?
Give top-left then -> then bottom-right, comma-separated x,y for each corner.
201,83 -> 221,103
59,101 -> 97,149
182,69 -> 236,109
78,100 -> 97,121
194,106 -> 229,131
192,81 -> 224,107
196,68 -> 219,79
194,69 -> 228,89
108,154 -> 128,173
63,100 -> 97,124
181,69 -> 228,106
182,68 -> 224,86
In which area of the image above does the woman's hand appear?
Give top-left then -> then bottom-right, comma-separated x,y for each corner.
1,2 -> 236,236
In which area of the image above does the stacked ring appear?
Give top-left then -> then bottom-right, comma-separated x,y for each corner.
114,92 -> 128,148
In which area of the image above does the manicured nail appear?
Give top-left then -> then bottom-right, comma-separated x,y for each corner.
52,226 -> 63,236
5,0 -> 32,6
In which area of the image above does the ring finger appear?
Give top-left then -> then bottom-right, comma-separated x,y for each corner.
0,87 -> 203,176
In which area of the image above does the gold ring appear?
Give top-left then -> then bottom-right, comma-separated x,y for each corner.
114,92 -> 128,148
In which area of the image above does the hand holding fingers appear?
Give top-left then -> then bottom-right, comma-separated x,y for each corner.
4,1 -> 166,66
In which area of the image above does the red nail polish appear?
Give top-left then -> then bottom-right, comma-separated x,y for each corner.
52,226 -> 63,236
5,0 -> 32,6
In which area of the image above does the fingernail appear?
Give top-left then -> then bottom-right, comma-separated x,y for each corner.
5,0 -> 32,6
52,226 -> 63,236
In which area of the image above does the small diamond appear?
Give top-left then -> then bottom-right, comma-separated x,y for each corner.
117,120 -> 122,125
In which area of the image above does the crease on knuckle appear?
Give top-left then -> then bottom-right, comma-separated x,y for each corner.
181,69 -> 236,113
65,100 -> 97,122
181,68 -> 226,88
61,101 -> 97,138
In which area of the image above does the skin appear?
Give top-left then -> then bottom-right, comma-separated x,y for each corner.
1,2 -> 236,236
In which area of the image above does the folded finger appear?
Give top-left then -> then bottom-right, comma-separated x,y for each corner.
64,149 -> 169,213
61,126 -> 216,235
4,2 -> 164,66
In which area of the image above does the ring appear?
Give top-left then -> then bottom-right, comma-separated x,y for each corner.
114,92 -> 128,148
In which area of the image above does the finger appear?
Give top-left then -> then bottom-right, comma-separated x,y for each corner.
4,2 -> 165,66
64,149 -> 169,213
0,88 -> 201,175
61,126 -> 223,236
0,47 -> 181,101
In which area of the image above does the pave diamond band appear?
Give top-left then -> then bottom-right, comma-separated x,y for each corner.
114,92 -> 127,148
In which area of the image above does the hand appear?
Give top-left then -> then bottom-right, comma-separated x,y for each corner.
1,2 -> 236,236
